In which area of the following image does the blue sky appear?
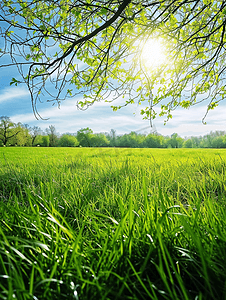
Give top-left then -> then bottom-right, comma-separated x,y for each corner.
0,61 -> 225,137
1,80 -> 226,137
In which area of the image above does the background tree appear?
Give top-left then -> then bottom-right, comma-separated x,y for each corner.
108,129 -> 117,147
190,136 -> 202,148
41,135 -> 50,147
10,123 -> 30,146
58,134 -> 79,147
76,128 -> 93,147
0,116 -> 20,146
141,133 -> 164,148
117,132 -> 144,148
211,136 -> 226,148
91,133 -> 110,147
29,126 -> 42,146
1,1 -> 226,121
183,139 -> 193,149
21,124 -> 32,146
167,133 -> 184,149
31,135 -> 48,147
183,136 -> 202,148
46,125 -> 58,147
32,135 -> 42,146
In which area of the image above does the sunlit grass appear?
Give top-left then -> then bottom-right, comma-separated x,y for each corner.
0,148 -> 226,299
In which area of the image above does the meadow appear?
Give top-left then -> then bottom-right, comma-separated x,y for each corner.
0,147 -> 226,300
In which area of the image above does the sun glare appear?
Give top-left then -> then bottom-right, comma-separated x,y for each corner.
140,38 -> 167,69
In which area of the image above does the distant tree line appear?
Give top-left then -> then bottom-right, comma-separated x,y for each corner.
1,116 -> 226,148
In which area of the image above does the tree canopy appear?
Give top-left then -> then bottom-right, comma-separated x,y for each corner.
0,116 -> 21,146
0,0 -> 225,122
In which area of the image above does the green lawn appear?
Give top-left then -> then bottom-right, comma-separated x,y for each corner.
0,148 -> 226,299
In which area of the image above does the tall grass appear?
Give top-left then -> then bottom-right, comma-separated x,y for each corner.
0,148 -> 226,299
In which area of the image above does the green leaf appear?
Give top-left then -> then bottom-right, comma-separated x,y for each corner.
10,77 -> 19,86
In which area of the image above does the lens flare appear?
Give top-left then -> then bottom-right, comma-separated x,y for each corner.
140,39 -> 167,69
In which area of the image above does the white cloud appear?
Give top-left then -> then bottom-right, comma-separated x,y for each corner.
11,96 -> 149,133
10,93 -> 226,137
0,87 -> 30,103
153,104 -> 226,137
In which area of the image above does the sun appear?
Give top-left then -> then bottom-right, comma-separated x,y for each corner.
140,38 -> 167,69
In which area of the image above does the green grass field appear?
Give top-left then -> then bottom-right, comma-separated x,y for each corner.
0,148 -> 226,299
